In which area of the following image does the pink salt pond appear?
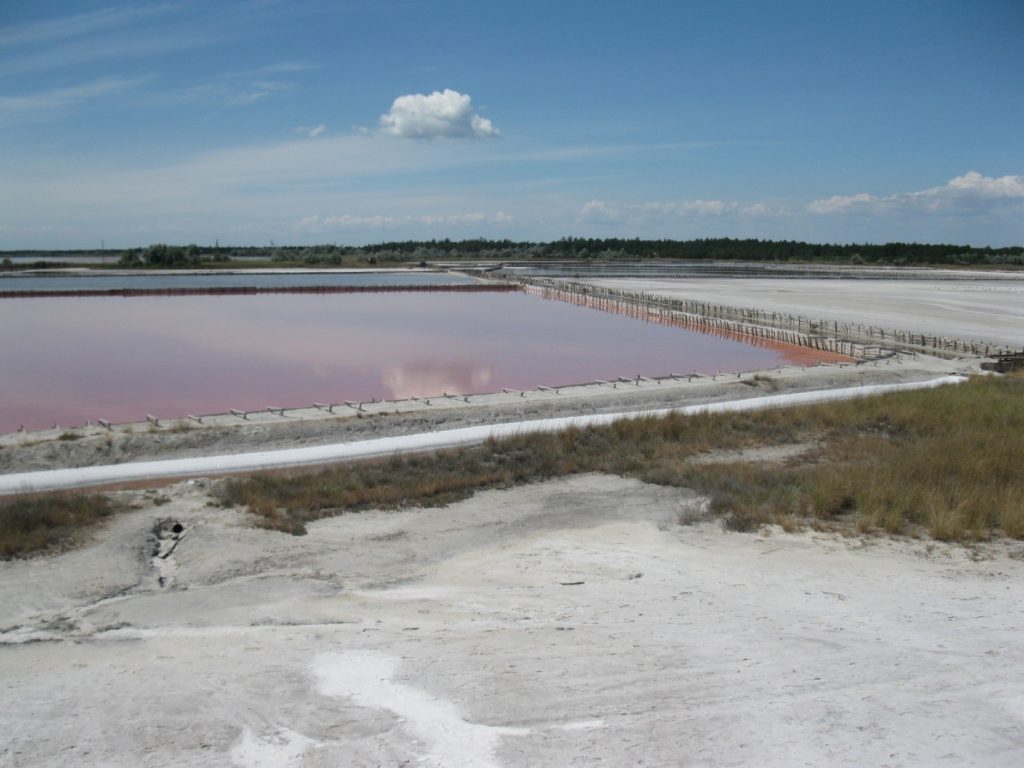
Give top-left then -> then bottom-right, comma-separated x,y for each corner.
0,289 -> 846,433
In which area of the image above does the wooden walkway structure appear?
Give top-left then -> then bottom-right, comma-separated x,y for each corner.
981,352 -> 1024,373
509,277 -> 1020,360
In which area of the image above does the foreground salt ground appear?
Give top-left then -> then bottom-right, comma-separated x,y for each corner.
2,475 -> 1023,767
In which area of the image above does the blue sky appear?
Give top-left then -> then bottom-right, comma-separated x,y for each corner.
1,0 -> 1022,249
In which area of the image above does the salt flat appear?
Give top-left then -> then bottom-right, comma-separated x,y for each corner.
1,270 -> 1019,767
2,475 -> 1022,767
584,274 -> 1024,347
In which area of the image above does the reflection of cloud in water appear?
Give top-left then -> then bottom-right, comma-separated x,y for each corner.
382,361 -> 494,400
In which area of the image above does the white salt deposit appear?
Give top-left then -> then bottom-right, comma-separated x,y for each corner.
313,652 -> 529,768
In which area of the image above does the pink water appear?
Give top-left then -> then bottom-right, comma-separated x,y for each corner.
1,291 -> 840,432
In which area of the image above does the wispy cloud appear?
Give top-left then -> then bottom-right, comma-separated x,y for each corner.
807,172 -> 1024,215
0,76 -> 147,122
379,89 -> 499,140
298,211 -> 513,230
4,133 -> 491,209
227,79 -> 294,106
0,26 -> 220,78
147,64 -> 306,109
257,61 -> 315,74
0,5 -> 174,49
517,140 -> 766,163
0,4 -> 251,77
806,192 -> 875,215
578,197 -> 777,223
0,125 -> 527,244
294,124 -> 327,138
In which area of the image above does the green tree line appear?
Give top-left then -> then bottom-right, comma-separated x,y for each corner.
3,238 -> 1023,268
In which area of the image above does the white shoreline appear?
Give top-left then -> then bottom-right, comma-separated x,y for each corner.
0,375 -> 965,495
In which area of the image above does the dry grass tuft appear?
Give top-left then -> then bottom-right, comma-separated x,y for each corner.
995,485 -> 1024,539
0,494 -> 118,558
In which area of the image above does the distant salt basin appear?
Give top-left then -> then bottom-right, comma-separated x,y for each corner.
583,274 -> 1024,347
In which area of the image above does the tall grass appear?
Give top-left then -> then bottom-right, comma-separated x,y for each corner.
4,376 -> 1017,554
221,375 -> 1024,541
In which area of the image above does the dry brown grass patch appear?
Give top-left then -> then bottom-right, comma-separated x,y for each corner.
193,374 -> 1024,542
0,493 -> 118,558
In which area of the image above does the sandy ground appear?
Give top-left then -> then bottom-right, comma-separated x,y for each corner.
583,276 -> 1024,348
2,474 -> 1022,767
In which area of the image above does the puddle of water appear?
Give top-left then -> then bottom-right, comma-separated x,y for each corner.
0,291 -> 842,432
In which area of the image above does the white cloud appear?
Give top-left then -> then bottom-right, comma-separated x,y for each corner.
743,202 -> 780,217
807,172 -> 1024,215
298,211 -> 510,230
943,171 -> 1024,198
379,89 -> 499,139
307,124 -> 326,138
679,199 -> 735,215
578,200 -> 621,222
806,192 -> 876,215
579,198 -> 745,223
419,212 -> 485,225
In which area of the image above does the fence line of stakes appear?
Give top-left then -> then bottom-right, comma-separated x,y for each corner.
64,356 -> 883,437
511,277 -> 1019,360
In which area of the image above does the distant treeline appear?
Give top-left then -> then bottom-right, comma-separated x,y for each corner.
3,238 -> 1023,268
350,237 -> 1024,266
